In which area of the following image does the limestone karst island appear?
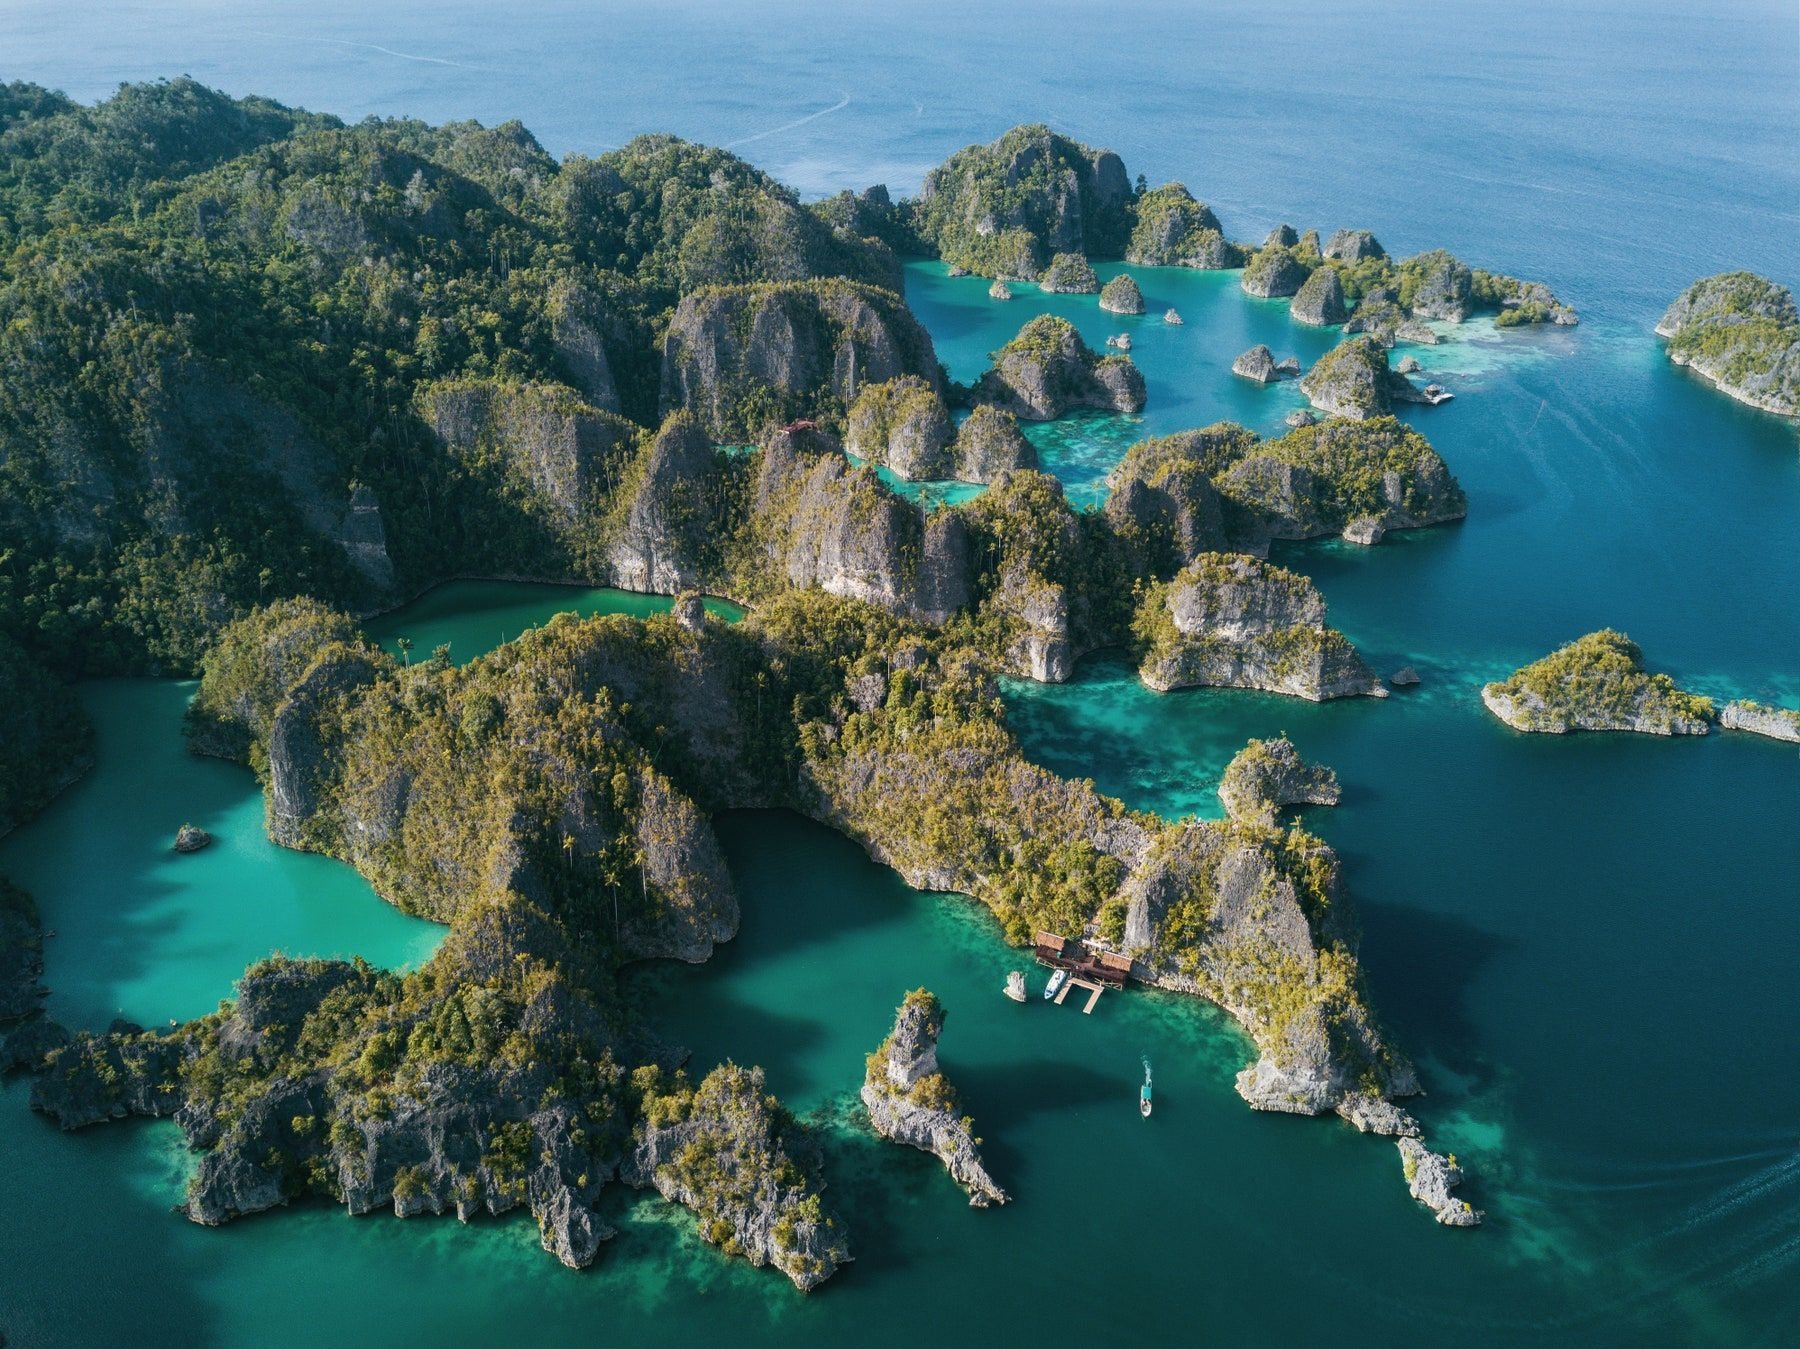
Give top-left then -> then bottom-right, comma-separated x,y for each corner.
2,4 -> 1797,1345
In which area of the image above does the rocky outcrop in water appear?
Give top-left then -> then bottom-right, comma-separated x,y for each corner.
861,989 -> 1007,1208
627,1063 -> 850,1290
1299,336 -> 1409,419
1264,224 -> 1299,250
173,824 -> 212,853
1719,699 -> 1800,743
1217,738 -> 1341,824
974,316 -> 1145,419
846,376 -> 956,480
1398,1137 -> 1483,1227
952,405 -> 1038,482
1039,252 -> 1100,294
1242,247 -> 1312,299
1655,272 -> 1800,417
1127,184 -> 1242,268
915,125 -> 1132,277
660,279 -> 941,439
1291,267 -> 1349,326
988,279 -> 1013,301
1099,273 -> 1146,315
1398,250 -> 1472,322
1323,229 -> 1385,263
1232,345 -> 1280,383
1482,631 -> 1714,736
1134,554 -> 1384,700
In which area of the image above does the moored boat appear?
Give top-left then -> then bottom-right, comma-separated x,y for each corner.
1044,968 -> 1068,1001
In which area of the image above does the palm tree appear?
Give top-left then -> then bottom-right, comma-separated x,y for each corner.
396,636 -> 413,666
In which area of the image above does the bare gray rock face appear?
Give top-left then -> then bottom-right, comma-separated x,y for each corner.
1290,266 -> 1349,326
1323,229 -> 1386,263
1233,344 -> 1280,383
1242,247 -> 1311,298
952,405 -> 1037,482
1398,1137 -> 1483,1227
975,317 -> 1145,419
604,415 -> 723,594
1137,554 -> 1384,701
660,280 -> 940,439
845,375 -> 956,480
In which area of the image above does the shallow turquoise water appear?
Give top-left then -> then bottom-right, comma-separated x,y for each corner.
362,580 -> 744,664
3,0 -> 1800,1343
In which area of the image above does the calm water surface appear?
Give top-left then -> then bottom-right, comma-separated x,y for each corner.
3,1 -> 1798,1344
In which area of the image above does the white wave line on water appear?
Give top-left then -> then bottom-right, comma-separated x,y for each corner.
243,31 -> 492,72
723,92 -> 852,149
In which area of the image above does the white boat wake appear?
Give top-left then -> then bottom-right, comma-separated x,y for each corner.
724,92 -> 852,149
245,32 -> 491,72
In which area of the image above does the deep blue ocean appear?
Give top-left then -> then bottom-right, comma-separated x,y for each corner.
2,3 -> 1798,1345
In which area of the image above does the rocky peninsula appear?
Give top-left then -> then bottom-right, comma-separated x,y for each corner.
1482,631 -> 1714,735
1656,272 -> 1800,418
861,990 -> 1006,1207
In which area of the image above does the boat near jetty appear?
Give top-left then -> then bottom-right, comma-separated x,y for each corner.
1043,968 -> 1068,1001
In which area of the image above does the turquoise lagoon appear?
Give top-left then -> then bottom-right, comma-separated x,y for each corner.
4,0 -> 1800,1343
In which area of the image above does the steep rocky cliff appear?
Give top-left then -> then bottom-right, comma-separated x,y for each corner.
1290,266 -> 1349,326
660,279 -> 941,440
860,990 -> 1007,1207
750,426 -> 973,623
1242,246 -> 1313,299
845,376 -> 957,480
974,316 -> 1145,419
603,414 -> 740,594
1039,252 -> 1100,294
1656,272 -> 1800,418
913,124 -> 1133,277
417,378 -> 640,538
1133,553 -> 1383,700
1099,273 -> 1146,315
1126,184 -> 1243,268
952,405 -> 1038,482
1719,699 -> 1800,743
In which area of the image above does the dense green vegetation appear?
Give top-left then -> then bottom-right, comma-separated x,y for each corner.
0,80 -> 902,677
0,636 -> 93,833
1482,630 -> 1714,734
1658,272 -> 1800,413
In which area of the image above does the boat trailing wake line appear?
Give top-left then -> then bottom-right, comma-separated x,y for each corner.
241,32 -> 493,71
723,92 -> 852,149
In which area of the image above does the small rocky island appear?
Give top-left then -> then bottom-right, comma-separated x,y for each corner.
1719,699 -> 1800,744
1134,554 -> 1385,701
1217,738 -> 1341,825
1656,272 -> 1800,418
1099,272 -> 1145,315
861,990 -> 1006,1207
1482,630 -> 1714,735
974,315 -> 1146,419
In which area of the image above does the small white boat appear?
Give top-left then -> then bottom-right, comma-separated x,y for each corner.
1044,968 -> 1068,1001
1140,1057 -> 1154,1118
1004,971 -> 1028,1003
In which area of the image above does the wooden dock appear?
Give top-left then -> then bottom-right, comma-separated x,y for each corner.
1035,931 -> 1131,1013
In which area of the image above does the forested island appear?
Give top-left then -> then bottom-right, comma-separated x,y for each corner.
1657,272 -> 1800,419
0,80 -> 1539,1285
